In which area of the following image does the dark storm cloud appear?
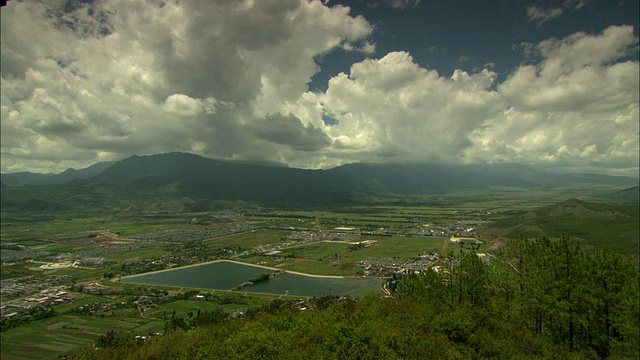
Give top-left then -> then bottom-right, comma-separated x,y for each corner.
253,113 -> 332,152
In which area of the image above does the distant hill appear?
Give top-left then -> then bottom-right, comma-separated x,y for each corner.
482,199 -> 639,254
1,152 -> 638,213
608,186 -> 640,204
1,161 -> 115,186
0,171 -> 54,187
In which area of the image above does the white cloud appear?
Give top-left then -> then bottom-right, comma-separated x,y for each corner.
342,40 -> 376,54
288,51 -> 504,167
285,26 -> 638,174
1,0 -> 372,173
472,25 -> 639,173
526,0 -> 593,26
499,26 -> 638,112
1,1 -> 637,177
526,6 -> 563,26
162,94 -> 216,117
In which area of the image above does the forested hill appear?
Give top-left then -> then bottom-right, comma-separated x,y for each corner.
1,152 -> 637,212
69,238 -> 639,360
481,199 -> 639,255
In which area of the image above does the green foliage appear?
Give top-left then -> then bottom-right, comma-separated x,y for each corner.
247,273 -> 271,283
0,307 -> 57,332
68,238 -> 638,359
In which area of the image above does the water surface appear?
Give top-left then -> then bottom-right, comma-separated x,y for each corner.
119,261 -> 382,297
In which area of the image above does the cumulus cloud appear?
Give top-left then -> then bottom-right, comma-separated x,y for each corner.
286,26 -> 638,174
291,51 -> 504,166
499,26 -> 638,112
1,1 -> 637,177
1,0 -> 372,173
471,25 -> 639,173
162,94 -> 216,117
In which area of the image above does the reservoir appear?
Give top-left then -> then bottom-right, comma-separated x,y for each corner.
118,260 -> 383,297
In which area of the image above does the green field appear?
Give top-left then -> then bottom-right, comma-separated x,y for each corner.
0,288 -> 289,360
204,229 -> 291,248
0,310 -> 160,360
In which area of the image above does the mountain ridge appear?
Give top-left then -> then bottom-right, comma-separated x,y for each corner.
1,161 -> 116,186
1,152 -> 637,211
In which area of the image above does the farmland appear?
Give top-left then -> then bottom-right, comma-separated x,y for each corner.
1,186 -> 638,359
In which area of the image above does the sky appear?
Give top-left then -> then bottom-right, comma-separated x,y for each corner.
1,0 -> 638,176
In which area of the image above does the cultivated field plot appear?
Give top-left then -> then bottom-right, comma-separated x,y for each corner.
0,217 -> 99,243
204,229 -> 291,248
101,243 -> 172,261
0,312 -> 163,360
0,288 -> 275,360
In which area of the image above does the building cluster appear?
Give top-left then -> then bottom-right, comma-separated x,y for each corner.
74,240 -> 159,257
134,293 -> 172,313
1,274 -> 77,320
1,250 -> 51,263
128,225 -> 259,243
1,274 -> 74,299
74,301 -> 118,314
42,254 -> 119,268
2,286 -> 72,319
285,229 -> 360,243
358,254 -> 440,277
362,225 -> 450,238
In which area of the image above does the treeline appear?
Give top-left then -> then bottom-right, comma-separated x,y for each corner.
394,237 -> 639,358
247,273 -> 271,283
1,307 -> 56,332
68,238 -> 638,359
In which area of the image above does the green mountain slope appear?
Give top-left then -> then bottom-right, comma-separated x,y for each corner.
1,152 -> 638,213
484,199 -> 639,254
0,161 -> 115,186
608,186 -> 640,204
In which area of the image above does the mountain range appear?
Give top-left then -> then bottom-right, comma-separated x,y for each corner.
0,161 -> 116,187
1,152 -> 638,211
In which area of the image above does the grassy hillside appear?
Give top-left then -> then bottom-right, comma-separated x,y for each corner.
483,199 -> 639,254
608,186 -> 640,204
